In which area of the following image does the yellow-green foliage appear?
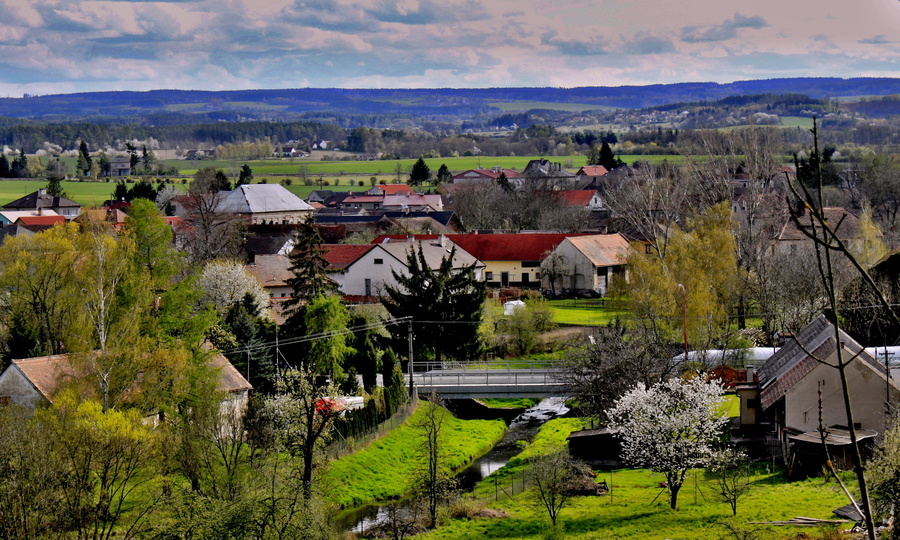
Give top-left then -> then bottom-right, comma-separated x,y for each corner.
325,401 -> 505,509
621,202 -> 739,349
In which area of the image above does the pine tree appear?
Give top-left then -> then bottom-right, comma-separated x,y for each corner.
598,141 -> 618,171
238,164 -> 253,186
78,140 -> 92,175
409,157 -> 431,186
436,163 -> 452,184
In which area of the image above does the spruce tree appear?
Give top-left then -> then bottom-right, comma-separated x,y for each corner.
284,216 -> 338,316
382,245 -> 486,363
409,157 -> 431,186
436,163 -> 452,184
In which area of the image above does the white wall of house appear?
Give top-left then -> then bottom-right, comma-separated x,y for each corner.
339,245 -> 407,297
784,350 -> 900,434
0,365 -> 45,407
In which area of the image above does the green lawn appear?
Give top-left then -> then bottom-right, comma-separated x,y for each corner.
417,417 -> 853,540
545,298 -> 627,327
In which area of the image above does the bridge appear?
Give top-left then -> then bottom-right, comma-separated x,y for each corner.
407,361 -> 567,398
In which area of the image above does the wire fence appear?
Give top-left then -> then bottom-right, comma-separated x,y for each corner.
325,396 -> 418,460
490,469 -> 531,502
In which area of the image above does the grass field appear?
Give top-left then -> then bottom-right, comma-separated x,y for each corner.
417,417 -> 852,540
0,179 -> 130,206
545,298 -> 627,326
325,401 -> 506,510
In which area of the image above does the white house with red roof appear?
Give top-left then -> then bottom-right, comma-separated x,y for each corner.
543,190 -> 605,211
374,233 -> 589,289
323,238 -> 482,300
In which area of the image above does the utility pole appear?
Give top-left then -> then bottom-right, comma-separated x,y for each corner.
677,283 -> 688,361
408,320 -> 415,396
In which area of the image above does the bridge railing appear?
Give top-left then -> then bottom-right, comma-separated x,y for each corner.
411,368 -> 566,388
414,360 -> 564,372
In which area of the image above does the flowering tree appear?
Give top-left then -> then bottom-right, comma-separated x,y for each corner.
607,377 -> 727,509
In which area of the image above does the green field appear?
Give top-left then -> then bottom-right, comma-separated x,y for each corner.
486,101 -> 615,113
780,116 -> 816,130
164,153 -> 684,179
0,179 -> 131,206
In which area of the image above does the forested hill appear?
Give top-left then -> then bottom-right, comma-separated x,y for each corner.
5,78 -> 900,122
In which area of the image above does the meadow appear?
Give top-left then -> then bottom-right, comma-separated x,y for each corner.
417,417 -> 853,540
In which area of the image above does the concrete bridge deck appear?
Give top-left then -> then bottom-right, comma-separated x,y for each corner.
408,367 -> 566,398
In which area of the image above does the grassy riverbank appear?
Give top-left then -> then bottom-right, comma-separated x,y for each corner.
416,418 -> 852,540
325,400 -> 506,509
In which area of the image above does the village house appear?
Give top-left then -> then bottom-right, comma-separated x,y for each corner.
217,184 -> 314,225
382,193 -> 443,213
450,167 -> 524,184
540,234 -> 631,295
375,233 -> 590,289
0,352 -> 252,416
110,155 -> 132,176
771,207 -> 872,256
736,315 -> 900,474
2,188 -> 81,220
323,237 -> 483,300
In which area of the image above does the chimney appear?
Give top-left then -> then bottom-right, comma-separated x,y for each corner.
439,234 -> 446,247
38,188 -> 46,197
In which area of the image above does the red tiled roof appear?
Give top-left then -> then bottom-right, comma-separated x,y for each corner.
322,244 -> 376,270
546,190 -> 597,207
576,165 -> 609,177
375,184 -> 415,194
15,215 -> 66,226
372,233 -> 590,261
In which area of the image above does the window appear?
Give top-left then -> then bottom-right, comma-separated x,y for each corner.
486,271 -> 494,280
522,273 -> 529,284
522,261 -> 540,268
374,258 -> 383,265
645,244 -> 653,254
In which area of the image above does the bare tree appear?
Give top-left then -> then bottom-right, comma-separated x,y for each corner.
530,450 -> 577,529
414,395 -> 455,528
709,448 -> 753,516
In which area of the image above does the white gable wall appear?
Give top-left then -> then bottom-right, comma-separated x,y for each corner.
0,365 -> 47,407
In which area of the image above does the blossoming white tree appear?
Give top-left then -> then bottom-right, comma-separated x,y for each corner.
607,377 -> 727,509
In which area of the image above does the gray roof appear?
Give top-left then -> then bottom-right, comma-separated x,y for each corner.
378,239 -> 483,271
218,184 -> 314,214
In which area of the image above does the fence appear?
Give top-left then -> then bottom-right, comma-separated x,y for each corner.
490,469 -> 531,502
326,394 -> 418,460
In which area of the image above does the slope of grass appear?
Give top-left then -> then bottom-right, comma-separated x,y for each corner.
325,401 -> 506,509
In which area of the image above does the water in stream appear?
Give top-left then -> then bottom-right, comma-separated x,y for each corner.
340,396 -> 570,534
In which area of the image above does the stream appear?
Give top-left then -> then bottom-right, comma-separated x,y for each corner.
338,396 -> 570,534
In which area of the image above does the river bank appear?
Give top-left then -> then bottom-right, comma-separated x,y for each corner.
324,400 -> 506,512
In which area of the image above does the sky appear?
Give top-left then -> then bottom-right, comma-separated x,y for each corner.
1,0 -> 899,95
